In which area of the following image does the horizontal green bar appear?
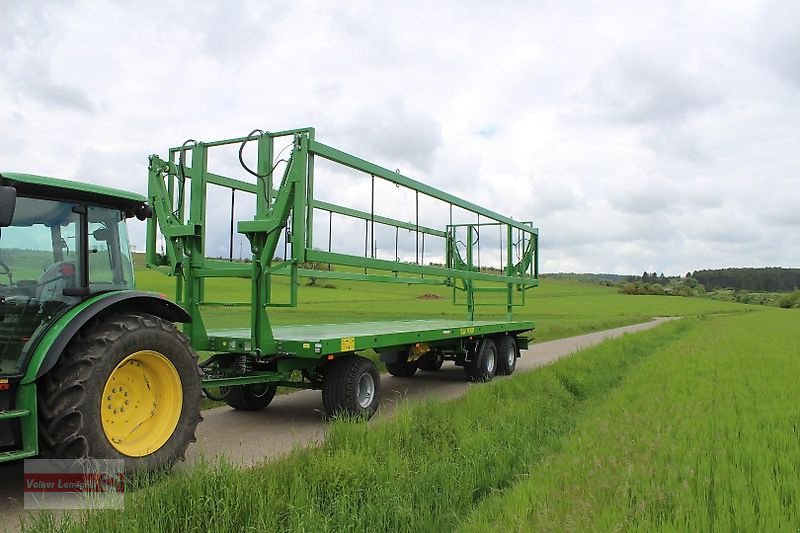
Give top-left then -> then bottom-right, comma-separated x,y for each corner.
195,266 -> 252,278
268,127 -> 314,137
0,449 -> 37,462
170,136 -> 256,151
309,140 -> 539,234
293,268 -> 447,285
202,372 -> 292,388
312,199 -> 446,237
0,409 -> 29,420
169,128 -> 313,151
306,249 -> 539,286
162,224 -> 200,237
206,172 -> 258,194
198,302 -> 251,307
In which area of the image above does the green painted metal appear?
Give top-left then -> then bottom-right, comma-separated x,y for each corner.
202,372 -> 293,388
0,409 -> 29,420
0,383 -> 38,462
20,291 -> 136,384
17,382 -> 37,455
2,172 -> 145,204
146,127 -> 538,356
208,319 -> 534,359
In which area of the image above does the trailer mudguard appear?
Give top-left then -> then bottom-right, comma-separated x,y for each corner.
20,291 -> 190,384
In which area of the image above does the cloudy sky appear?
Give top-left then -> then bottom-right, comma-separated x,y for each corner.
2,0 -> 798,275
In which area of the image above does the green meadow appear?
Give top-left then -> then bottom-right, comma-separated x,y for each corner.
134,256 -> 753,342
460,309 -> 800,531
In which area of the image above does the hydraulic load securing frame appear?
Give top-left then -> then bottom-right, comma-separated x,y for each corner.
146,128 -> 539,392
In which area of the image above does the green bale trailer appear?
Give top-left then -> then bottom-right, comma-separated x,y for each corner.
0,127 -> 538,472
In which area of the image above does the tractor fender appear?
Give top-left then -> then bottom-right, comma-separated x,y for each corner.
21,291 -> 190,384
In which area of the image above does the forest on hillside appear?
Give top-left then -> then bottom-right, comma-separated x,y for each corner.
690,267 -> 800,292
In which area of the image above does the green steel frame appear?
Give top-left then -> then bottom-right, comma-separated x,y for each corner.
146,128 -> 539,359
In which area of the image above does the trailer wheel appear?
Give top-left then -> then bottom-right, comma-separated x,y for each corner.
417,353 -> 444,372
322,355 -> 381,419
495,336 -> 518,376
386,360 -> 418,377
465,338 -> 497,382
223,383 -> 277,411
38,313 -> 202,473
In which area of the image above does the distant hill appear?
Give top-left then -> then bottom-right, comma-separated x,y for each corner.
691,267 -> 800,292
541,273 -> 630,285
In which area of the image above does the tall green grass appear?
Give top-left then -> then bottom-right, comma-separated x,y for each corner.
25,319 -> 693,532
460,308 -> 800,531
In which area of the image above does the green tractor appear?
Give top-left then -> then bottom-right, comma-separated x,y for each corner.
0,173 -> 201,472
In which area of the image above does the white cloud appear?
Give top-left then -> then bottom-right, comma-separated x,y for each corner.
1,0 -> 798,276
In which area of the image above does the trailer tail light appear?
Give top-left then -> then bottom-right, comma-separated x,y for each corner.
59,263 -> 75,276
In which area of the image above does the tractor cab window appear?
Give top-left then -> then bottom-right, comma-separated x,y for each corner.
0,197 -> 83,376
88,206 -> 134,290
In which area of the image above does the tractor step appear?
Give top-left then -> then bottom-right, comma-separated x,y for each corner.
0,448 -> 37,461
0,409 -> 30,421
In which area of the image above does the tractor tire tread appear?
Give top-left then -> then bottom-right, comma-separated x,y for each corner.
37,312 -> 202,472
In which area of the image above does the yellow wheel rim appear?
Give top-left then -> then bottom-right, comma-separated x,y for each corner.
101,350 -> 183,457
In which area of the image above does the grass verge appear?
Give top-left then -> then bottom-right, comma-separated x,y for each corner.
459,308 -> 800,531
24,319 -> 693,532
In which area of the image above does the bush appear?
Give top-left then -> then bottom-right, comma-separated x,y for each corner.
778,290 -> 800,309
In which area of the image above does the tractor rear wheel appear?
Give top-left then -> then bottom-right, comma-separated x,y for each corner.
224,383 -> 277,411
322,355 -> 380,419
38,313 -> 202,472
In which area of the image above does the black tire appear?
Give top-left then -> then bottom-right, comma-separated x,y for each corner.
417,353 -> 444,372
386,360 -> 418,377
202,386 -> 229,401
465,338 -> 498,382
38,313 -> 203,473
223,383 -> 277,410
322,355 -> 381,418
495,336 -> 518,376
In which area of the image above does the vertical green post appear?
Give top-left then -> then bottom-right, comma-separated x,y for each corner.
506,224 -> 514,320
183,143 -> 208,347
257,132 -> 273,306
17,383 -> 38,454
466,225 -> 475,321
292,135 -> 308,264
145,166 -> 158,267
256,133 -> 272,218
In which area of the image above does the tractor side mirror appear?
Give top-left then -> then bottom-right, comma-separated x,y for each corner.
0,186 -> 17,227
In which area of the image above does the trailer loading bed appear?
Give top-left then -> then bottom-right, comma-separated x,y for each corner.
207,319 -> 535,358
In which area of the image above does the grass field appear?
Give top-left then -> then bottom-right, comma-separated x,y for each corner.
460,309 -> 800,531
24,300 -> 800,532
134,256 -> 754,343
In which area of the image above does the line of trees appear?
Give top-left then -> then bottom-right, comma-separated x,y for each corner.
691,268 -> 800,292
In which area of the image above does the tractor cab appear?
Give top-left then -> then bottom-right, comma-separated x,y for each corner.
0,173 -> 150,378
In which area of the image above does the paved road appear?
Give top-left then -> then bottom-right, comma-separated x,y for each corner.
0,317 -> 672,531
